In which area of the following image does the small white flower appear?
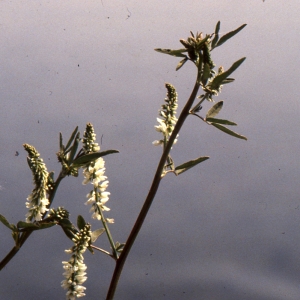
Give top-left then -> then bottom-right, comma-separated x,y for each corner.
154,118 -> 167,133
152,140 -> 163,146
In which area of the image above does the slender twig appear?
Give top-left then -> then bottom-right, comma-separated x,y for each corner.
191,113 -> 205,121
90,245 -> 115,259
106,77 -> 201,299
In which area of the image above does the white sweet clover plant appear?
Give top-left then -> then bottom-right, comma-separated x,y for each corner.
0,21 -> 247,300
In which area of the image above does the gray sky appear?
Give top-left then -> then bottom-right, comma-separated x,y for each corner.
1,1 -> 300,299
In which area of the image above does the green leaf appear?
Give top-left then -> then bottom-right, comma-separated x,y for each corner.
115,242 -> 125,252
65,126 -> 79,152
12,231 -> 19,244
17,221 -> 56,231
72,150 -> 119,167
211,123 -> 247,140
67,132 -> 80,164
91,228 -> 105,243
175,156 -> 210,175
176,57 -> 188,71
215,24 -> 247,48
211,21 -> 221,49
222,78 -> 235,84
206,101 -> 223,118
61,227 -> 77,240
59,218 -> 74,229
59,219 -> 78,240
209,57 -> 246,90
77,215 -> 86,230
17,221 -> 39,229
32,223 -> 56,230
201,63 -> 211,85
0,214 -> 16,231
205,118 -> 237,126
59,132 -> 64,152
154,48 -> 187,58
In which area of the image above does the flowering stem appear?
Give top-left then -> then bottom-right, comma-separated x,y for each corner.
0,172 -> 64,270
106,77 -> 201,299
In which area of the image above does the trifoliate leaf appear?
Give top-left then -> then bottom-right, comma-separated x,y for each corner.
206,101 -> 223,118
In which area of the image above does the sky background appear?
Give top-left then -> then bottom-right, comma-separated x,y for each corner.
1,1 -> 300,299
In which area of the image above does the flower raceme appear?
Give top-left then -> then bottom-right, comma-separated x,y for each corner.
83,161 -> 113,222
23,144 -> 50,222
82,124 -> 114,223
153,83 -> 178,147
61,224 -> 91,299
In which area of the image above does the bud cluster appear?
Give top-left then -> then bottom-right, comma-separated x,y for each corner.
49,207 -> 69,220
82,123 -> 100,154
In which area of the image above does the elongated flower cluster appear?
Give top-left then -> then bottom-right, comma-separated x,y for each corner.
83,158 -> 113,223
61,224 -> 91,299
82,124 -> 114,223
153,83 -> 178,147
23,144 -> 49,222
82,123 -> 100,154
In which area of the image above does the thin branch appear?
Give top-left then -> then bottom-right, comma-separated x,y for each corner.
106,76 -> 201,299
90,245 -> 115,259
